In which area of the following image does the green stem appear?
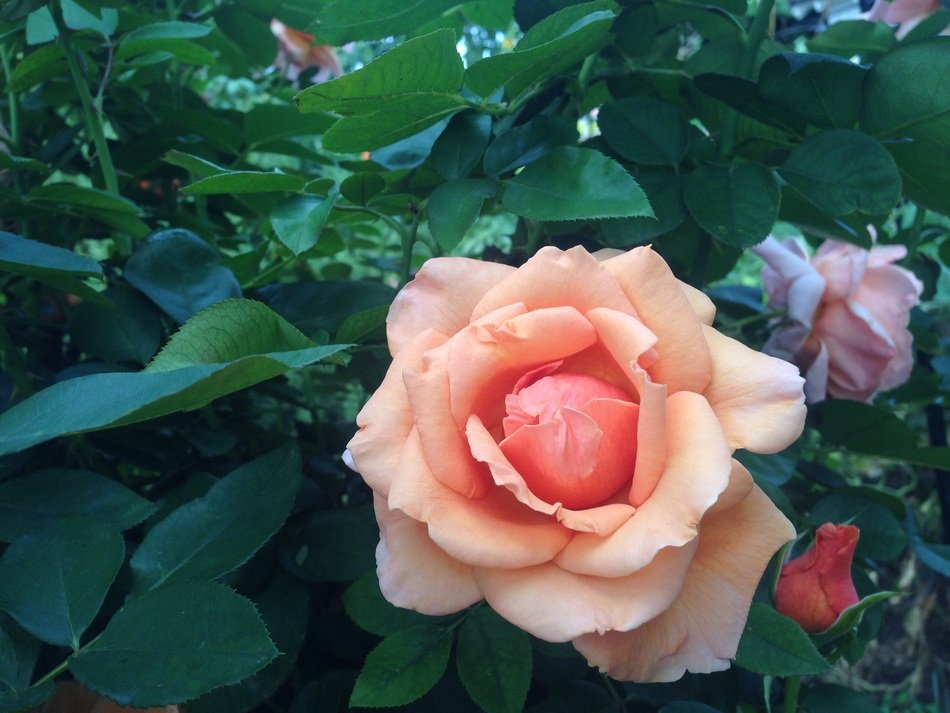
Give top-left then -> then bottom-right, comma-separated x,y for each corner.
33,658 -> 70,688
782,676 -> 801,713
400,214 -> 419,286
717,0 -> 776,160
0,44 -> 20,152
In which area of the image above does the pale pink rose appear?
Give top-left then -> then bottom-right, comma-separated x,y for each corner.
754,236 -> 923,403
345,246 -> 806,682
864,0 -> 948,38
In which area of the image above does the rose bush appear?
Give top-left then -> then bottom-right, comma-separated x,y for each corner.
345,246 -> 807,682
754,236 -> 923,403
774,523 -> 861,633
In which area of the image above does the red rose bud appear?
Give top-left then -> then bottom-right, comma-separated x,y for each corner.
775,523 -> 860,632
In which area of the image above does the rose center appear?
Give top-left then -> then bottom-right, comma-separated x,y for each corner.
499,371 -> 639,509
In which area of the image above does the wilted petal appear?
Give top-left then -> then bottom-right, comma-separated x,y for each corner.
702,326 -> 807,453
476,540 -> 697,642
374,495 -> 482,615
387,257 -> 514,356
573,476 -> 795,681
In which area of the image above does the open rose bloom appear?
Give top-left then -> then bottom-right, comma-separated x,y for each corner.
754,236 -> 923,403
345,246 -> 806,682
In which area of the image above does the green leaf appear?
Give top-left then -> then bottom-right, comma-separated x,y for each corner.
335,305 -> 389,344
288,671 -> 358,713
270,192 -> 338,255
70,286 -> 163,364
61,0 -> 117,36
340,173 -> 385,205
296,30 -> 463,115
733,603 -> 831,676
322,96 -> 466,153
350,625 -> 454,708
457,607 -> 532,713
811,591 -> 897,645
0,516 -> 124,649
430,112 -> 492,180
735,442 -> 800,487
181,170 -> 307,195
244,104 -> 336,147
280,506 -> 378,583
802,684 -> 882,713
779,129 -> 902,216
130,445 -> 301,592
758,53 -> 866,129
502,147 -> 653,221
214,6 -> 276,67
911,537 -> 950,577
599,97 -> 689,166
693,73 -> 807,135
0,0 -> 47,22
861,38 -> 950,214
808,493 -> 906,561
0,468 -> 155,542
0,683 -> 54,713
26,7 -> 57,45
71,581 -> 278,707
262,280 -> 396,340
808,20 -> 896,61
188,575 -> 310,713
161,150 -> 227,177
599,173 -> 685,247
343,576 -> 437,637
464,1 -> 617,99
308,0 -> 460,43
27,184 -> 148,236
483,114 -> 577,176
0,231 -> 101,300
116,21 -> 213,62
683,163 -> 780,247
427,178 -> 496,251
0,153 -> 52,175
5,45 -> 67,93
808,400 -> 916,454
124,229 -> 242,323
0,343 -> 348,456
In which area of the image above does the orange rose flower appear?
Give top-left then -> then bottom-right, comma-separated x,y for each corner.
345,246 -> 806,681
774,523 -> 861,632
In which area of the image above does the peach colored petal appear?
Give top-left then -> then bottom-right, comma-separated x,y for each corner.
753,236 -> 825,327
374,495 -> 482,615
702,325 -> 807,454
346,329 -> 448,497
467,414 -> 636,534
554,391 -> 731,578
471,246 -> 637,322
388,429 -> 572,568
585,307 -> 659,385
475,539 -> 698,642
573,477 -> 795,682
447,305 -> 600,428
403,347 -> 493,499
600,247 -> 712,393
681,282 -> 716,325
629,369 -> 667,506
387,257 -> 514,357
813,240 -> 867,300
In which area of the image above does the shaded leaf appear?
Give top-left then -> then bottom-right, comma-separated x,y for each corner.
683,163 -> 780,246
758,53 -> 866,128
734,603 -> 831,676
308,0 -> 460,44
599,97 -> 688,166
457,607 -> 532,713
427,178 -> 496,251
270,192 -> 338,255
70,286 -> 163,365
71,581 -> 277,707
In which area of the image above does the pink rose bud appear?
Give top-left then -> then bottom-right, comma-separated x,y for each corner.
774,523 -> 861,632
753,236 -> 923,403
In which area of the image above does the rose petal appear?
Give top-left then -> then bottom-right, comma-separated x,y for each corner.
387,257 -> 514,357
573,475 -> 795,682
554,391 -> 731,577
629,369 -> 667,506
600,247 -> 713,393
467,414 -> 636,535
816,300 -> 896,400
813,240 -> 867,300
804,339 -> 830,403
753,236 -> 825,327
702,325 -> 807,454
447,305 -> 599,428
388,428 -> 572,568
475,539 -> 698,642
681,282 -> 716,325
346,328 -> 449,497
471,246 -> 637,322
374,495 -> 482,615
585,307 -> 659,384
